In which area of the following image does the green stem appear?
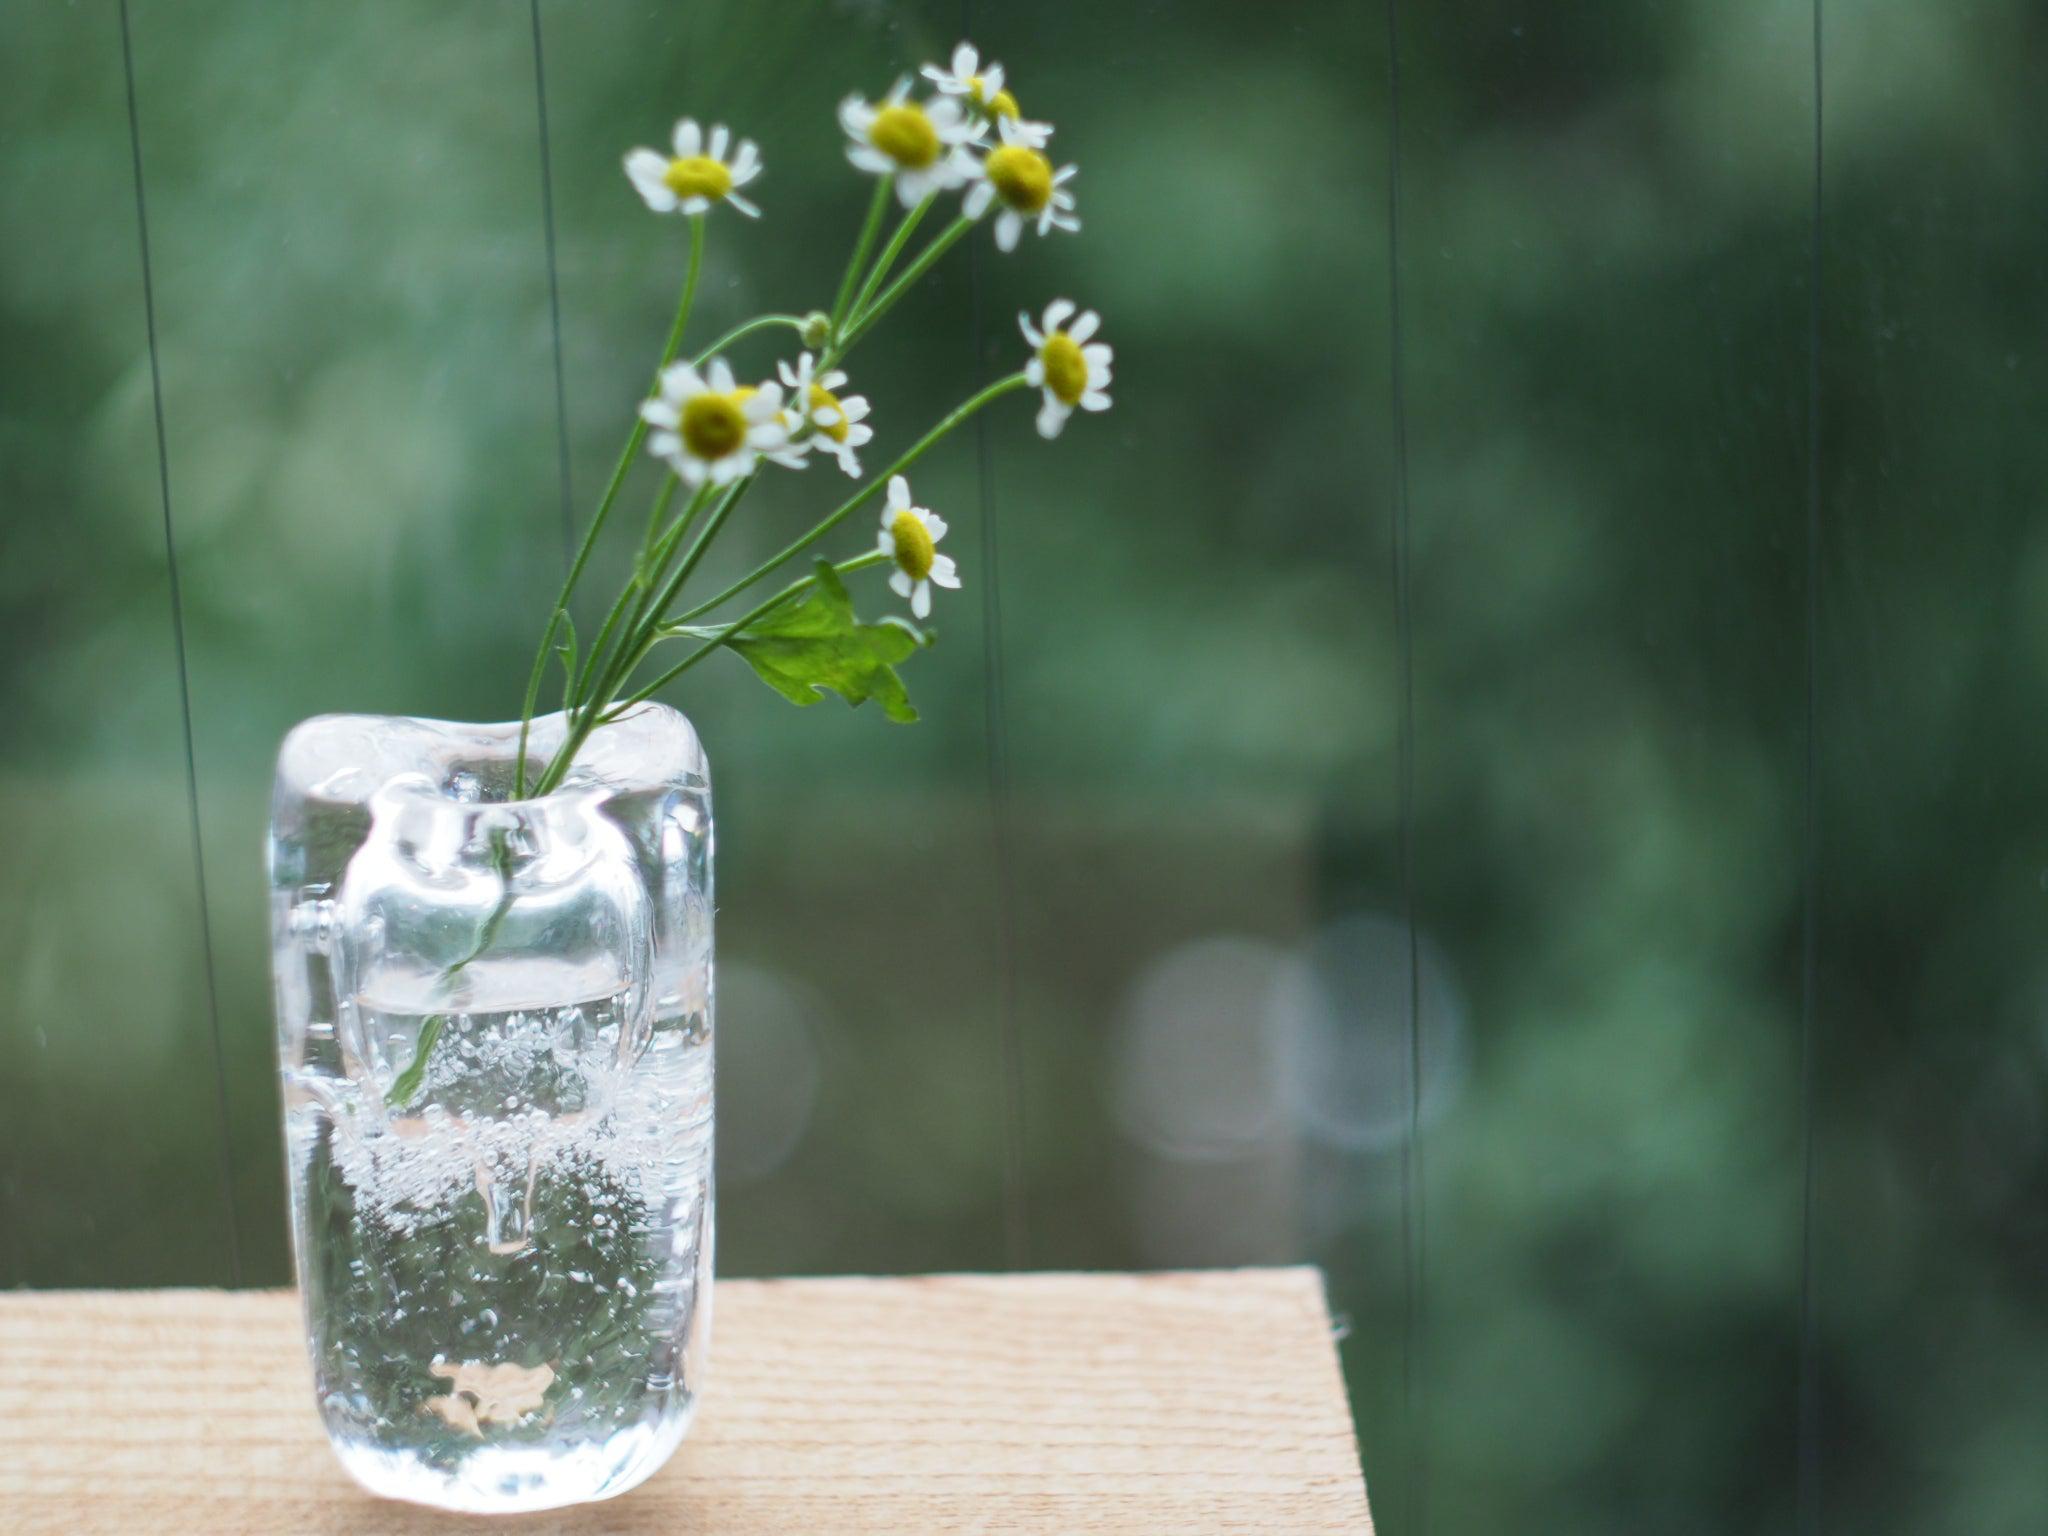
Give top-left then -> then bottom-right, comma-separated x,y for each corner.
533,475 -> 757,798
579,478 -> 689,704
829,177 -> 894,340
836,194 -> 936,352
692,313 -> 805,365
589,476 -> 757,708
671,372 -> 1030,626
637,473 -> 683,582
515,214 -> 706,793
837,215 -> 976,357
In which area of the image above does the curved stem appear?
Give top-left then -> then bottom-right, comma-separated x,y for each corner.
672,372 -> 1030,626
692,312 -> 805,365
516,214 -> 706,792
829,176 -> 894,341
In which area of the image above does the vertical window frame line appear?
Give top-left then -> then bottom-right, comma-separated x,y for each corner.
1797,0 -> 1825,1530
1386,0 -> 1426,1529
528,0 -> 577,576
117,0 -> 244,1287
960,0 -> 1030,1273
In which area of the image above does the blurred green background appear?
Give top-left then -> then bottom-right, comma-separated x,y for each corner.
5,0 -> 2045,1530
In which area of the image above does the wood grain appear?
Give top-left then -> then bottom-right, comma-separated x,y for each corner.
0,1268 -> 1370,1533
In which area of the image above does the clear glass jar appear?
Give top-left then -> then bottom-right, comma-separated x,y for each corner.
268,707 -> 713,1512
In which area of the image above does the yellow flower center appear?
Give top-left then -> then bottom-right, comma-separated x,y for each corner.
680,392 -> 748,460
808,382 -> 851,443
663,155 -> 732,202
889,510 -> 935,580
1040,333 -> 1087,406
985,144 -> 1053,214
969,77 -> 1020,119
870,103 -> 940,169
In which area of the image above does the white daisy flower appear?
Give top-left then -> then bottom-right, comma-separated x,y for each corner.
964,116 -> 1078,253
778,353 -> 875,478
921,41 -> 1028,127
1019,300 -> 1113,440
640,358 -> 788,487
840,80 -> 978,208
875,475 -> 959,619
624,120 -> 763,218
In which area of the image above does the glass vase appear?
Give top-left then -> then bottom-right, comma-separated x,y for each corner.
268,706 -> 713,1513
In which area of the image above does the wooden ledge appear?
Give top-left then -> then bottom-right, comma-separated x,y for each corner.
0,1268 -> 1371,1533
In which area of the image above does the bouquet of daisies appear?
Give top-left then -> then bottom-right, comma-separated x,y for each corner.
516,41 -> 1113,796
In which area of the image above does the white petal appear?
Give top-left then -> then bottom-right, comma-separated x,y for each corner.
1018,312 -> 1044,346
890,570 -> 914,599
732,140 -> 760,175
982,62 -> 1005,96
930,555 -> 960,587
963,181 -> 995,220
835,446 -> 862,476
658,360 -> 702,397
841,398 -> 870,423
1036,397 -> 1068,438
673,119 -> 702,157
681,196 -> 709,215
952,42 -> 978,76
1043,297 -> 1075,331
708,358 -> 736,393
746,383 -> 784,419
1070,310 -> 1100,343
888,474 -> 910,509
625,148 -> 670,195
726,191 -> 761,218
923,513 -> 948,541
911,582 -> 931,619
648,430 -> 681,458
708,124 -> 730,161
878,529 -> 896,555
1023,358 -> 1045,386
840,96 -> 874,135
845,423 -> 874,447
1081,390 -> 1111,411
1053,163 -> 1078,185
640,398 -> 679,429
995,212 -> 1021,252
1082,342 -> 1112,366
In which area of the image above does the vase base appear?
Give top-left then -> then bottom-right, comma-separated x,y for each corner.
330,1405 -> 695,1514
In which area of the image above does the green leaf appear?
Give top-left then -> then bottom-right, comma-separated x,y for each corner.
682,561 -> 928,723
